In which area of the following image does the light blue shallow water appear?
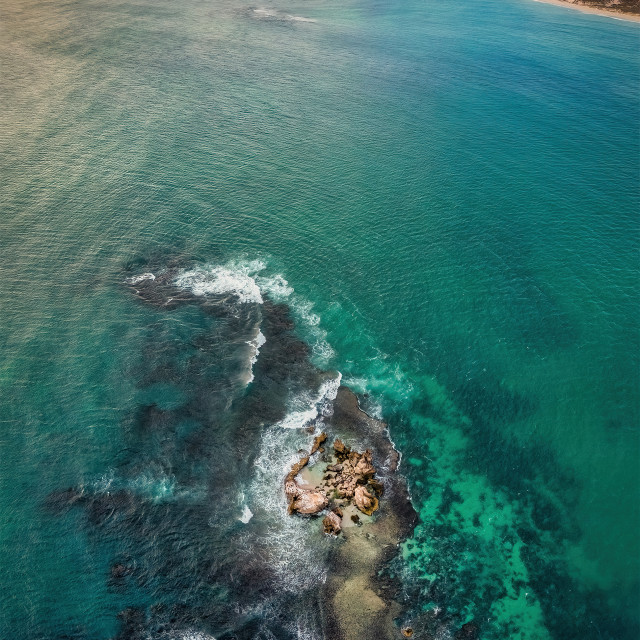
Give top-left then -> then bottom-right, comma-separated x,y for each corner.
1,0 -> 638,638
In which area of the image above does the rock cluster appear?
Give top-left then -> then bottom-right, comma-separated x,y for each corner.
284,432 -> 329,515
285,433 -> 383,536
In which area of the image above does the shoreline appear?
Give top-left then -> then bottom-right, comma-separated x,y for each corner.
532,0 -> 640,22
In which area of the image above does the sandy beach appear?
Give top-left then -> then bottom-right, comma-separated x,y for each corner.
533,0 -> 640,22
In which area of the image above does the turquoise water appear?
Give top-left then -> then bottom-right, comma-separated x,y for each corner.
1,0 -> 638,637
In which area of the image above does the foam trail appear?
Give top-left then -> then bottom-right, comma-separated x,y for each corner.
257,273 -> 294,300
89,468 -> 205,504
275,372 -> 342,430
246,330 -> 266,384
125,272 -> 155,284
248,427 -> 329,591
258,275 -> 335,367
175,632 -> 217,640
174,260 -> 266,303
173,260 -> 334,367
239,505 -> 254,524
252,8 -> 316,22
242,372 -> 342,593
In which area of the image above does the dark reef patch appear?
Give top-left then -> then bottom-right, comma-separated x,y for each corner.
388,376 -> 639,640
42,265 -> 415,640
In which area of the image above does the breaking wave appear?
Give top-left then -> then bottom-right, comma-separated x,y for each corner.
172,259 -> 334,367
174,260 -> 265,303
125,272 -> 156,285
242,371 -> 342,594
246,329 -> 266,384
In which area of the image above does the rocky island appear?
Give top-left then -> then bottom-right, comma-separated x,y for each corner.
285,433 -> 381,533
284,386 -> 417,640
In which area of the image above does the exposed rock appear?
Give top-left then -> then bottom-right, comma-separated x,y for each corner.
322,386 -> 418,640
401,628 -> 414,638
369,479 -> 384,496
292,490 -> 328,515
310,432 -> 327,455
285,431 -> 381,522
354,485 -> 379,516
333,439 -> 349,459
282,386 -> 417,640
354,450 -> 375,478
285,432 -> 328,515
323,510 -> 342,536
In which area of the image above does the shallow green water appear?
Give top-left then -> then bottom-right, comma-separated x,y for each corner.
1,0 -> 638,637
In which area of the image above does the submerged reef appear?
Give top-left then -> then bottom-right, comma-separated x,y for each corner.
43,261 -> 417,640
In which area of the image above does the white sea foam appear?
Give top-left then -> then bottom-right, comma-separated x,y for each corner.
275,405 -> 319,431
293,300 -> 335,366
258,271 -> 335,365
262,289 -> 335,367
125,272 -> 156,284
252,7 -> 316,22
245,329 -> 266,384
342,376 -> 384,418
91,470 -> 117,493
242,373 -> 342,592
253,7 -> 275,17
130,471 -> 176,502
248,425 -> 329,591
174,259 -> 335,366
174,260 -> 266,304
240,505 -> 254,523
256,273 -> 294,300
173,632 -> 217,640
287,14 -> 316,22
275,372 -> 342,430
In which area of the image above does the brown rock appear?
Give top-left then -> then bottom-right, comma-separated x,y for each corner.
369,479 -> 384,496
402,628 -> 414,638
310,432 -> 328,455
285,433 -> 329,515
333,438 -> 350,460
292,490 -> 328,515
323,510 -> 342,535
284,456 -> 310,488
354,450 -> 375,477
337,478 -> 356,499
354,485 -> 379,515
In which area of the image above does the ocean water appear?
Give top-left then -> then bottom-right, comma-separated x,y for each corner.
1,0 -> 638,638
